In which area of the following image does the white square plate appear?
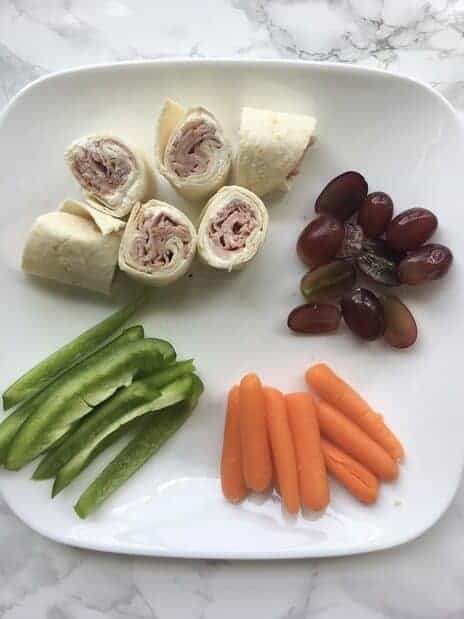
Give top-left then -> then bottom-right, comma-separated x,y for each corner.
0,60 -> 462,559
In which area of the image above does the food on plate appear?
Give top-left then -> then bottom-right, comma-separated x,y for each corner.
65,134 -> 152,218
239,373 -> 272,492
380,295 -> 418,349
5,329 -> 175,470
52,373 -> 194,496
291,160 -> 453,345
2,295 -> 148,410
291,169 -> 453,348
75,375 -> 204,518
34,360 -> 195,485
221,386 -> 248,504
264,387 -> 300,514
236,107 -> 316,197
197,185 -> 268,271
49,415 -> 144,491
336,223 -> 364,259
287,302 -> 341,334
156,98 -> 232,200
397,243 -> 453,285
316,400 -> 398,481
341,288 -> 385,341
1,303 -> 203,516
272,459 -> 281,496
386,208 -> 438,252
315,171 -> 368,221
221,364 -> 404,513
306,363 -> 404,461
358,192 -> 394,238
0,326 -> 144,465
118,200 -> 197,286
22,199 -> 124,295
321,439 -> 379,504
300,261 -> 356,303
286,392 -> 329,511
297,215 -> 344,268
356,239 -> 400,286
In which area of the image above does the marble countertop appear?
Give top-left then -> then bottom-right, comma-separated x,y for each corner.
1,1 -> 463,617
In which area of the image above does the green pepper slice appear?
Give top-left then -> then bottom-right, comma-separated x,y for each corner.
2,293 -> 149,410
52,371 -> 194,496
6,334 -> 174,470
74,375 -> 203,518
34,360 -> 194,481
0,325 -> 144,465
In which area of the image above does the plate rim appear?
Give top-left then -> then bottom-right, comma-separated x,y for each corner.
2,57 -> 462,130
1,475 -> 459,559
1,58 -> 462,559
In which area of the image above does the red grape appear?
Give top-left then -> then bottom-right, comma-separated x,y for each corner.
315,171 -> 368,221
297,215 -> 344,268
300,261 -> 356,302
288,303 -> 341,334
386,208 -> 437,252
341,288 -> 385,341
397,244 -> 453,284
358,192 -> 393,238
380,295 -> 417,349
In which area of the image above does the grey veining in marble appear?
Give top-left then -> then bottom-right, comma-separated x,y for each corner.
1,1 -> 464,617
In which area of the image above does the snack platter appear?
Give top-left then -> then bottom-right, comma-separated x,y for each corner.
0,60 -> 462,559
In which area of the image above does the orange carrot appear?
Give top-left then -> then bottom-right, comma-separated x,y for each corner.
306,364 -> 404,461
239,373 -> 272,492
221,386 -> 248,503
270,448 -> 281,496
274,473 -> 281,496
316,400 -> 398,481
264,387 -> 300,514
321,439 -> 379,504
286,392 -> 329,511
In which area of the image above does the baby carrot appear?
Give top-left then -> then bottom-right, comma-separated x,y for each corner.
264,387 -> 300,514
316,400 -> 398,481
239,373 -> 272,492
221,386 -> 248,503
321,439 -> 379,504
273,469 -> 281,496
269,445 -> 281,495
306,364 -> 404,461
286,393 -> 329,511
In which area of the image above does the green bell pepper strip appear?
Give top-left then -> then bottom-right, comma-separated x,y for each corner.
6,335 -> 175,470
0,325 -> 144,465
52,371 -> 194,496
34,359 -> 194,481
74,375 -> 203,519
2,293 -> 149,410
50,415 -> 145,485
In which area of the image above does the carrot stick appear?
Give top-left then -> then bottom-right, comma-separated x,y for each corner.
270,448 -> 281,496
306,364 -> 404,461
239,373 -> 272,492
286,393 -> 329,511
264,387 -> 300,514
274,472 -> 281,496
316,400 -> 398,481
321,439 -> 379,504
221,386 -> 248,503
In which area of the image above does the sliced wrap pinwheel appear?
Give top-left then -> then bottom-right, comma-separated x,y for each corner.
22,199 -> 125,295
197,185 -> 268,271
156,99 -> 232,201
119,199 -> 197,286
65,133 -> 154,218
236,107 -> 317,197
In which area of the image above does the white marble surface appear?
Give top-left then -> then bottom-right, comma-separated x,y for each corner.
1,1 -> 464,617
